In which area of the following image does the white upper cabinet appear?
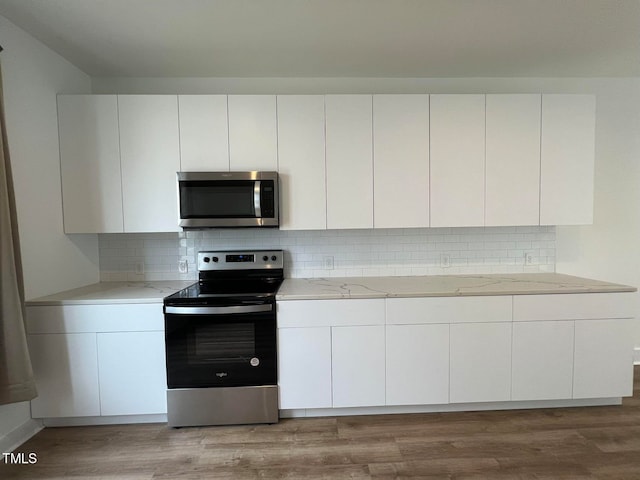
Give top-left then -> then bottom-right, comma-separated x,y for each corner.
540,94 -> 596,225
430,94 -> 486,227
485,94 -> 541,226
178,95 -> 229,171
57,95 -> 123,233
118,95 -> 180,232
228,95 -> 278,171
277,95 -> 326,230
325,95 -> 374,229
373,94 -> 430,228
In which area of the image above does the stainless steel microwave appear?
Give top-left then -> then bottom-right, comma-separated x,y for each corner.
177,171 -> 279,228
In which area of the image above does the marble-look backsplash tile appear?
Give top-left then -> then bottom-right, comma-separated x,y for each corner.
99,226 -> 555,281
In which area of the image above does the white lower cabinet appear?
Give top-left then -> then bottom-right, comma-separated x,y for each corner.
277,292 -> 634,413
450,322 -> 512,403
511,321 -> 574,401
97,331 -> 167,416
385,324 -> 449,406
27,304 -> 168,420
277,327 -> 332,409
332,325 -> 386,408
29,333 -> 101,418
573,319 -> 635,399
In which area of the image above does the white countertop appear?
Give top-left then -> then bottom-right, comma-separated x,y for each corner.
24,274 -> 636,306
276,273 -> 636,300
26,281 -> 194,306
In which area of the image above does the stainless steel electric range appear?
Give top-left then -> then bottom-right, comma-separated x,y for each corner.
163,250 -> 283,427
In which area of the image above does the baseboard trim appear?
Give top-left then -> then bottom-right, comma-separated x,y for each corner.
634,347 -> 640,365
280,397 -> 622,419
0,419 -> 43,453
42,413 -> 167,427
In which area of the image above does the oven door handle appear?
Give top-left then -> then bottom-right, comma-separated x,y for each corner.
164,304 -> 273,315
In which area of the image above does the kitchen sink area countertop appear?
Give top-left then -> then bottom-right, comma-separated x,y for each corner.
26,281 -> 194,306
276,273 -> 636,301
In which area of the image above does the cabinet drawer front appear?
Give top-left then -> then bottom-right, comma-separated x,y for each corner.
26,304 -> 163,334
386,296 -> 511,324
513,293 -> 635,321
277,299 -> 384,328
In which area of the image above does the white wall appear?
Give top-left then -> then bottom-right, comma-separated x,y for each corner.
0,15 -> 98,448
93,76 -> 640,353
0,16 -> 99,299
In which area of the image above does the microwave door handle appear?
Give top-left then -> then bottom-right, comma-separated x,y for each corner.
254,181 -> 262,217
165,305 -> 273,315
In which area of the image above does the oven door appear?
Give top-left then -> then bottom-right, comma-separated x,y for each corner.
164,301 -> 277,389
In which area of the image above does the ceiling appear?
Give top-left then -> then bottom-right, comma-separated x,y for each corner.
0,0 -> 639,78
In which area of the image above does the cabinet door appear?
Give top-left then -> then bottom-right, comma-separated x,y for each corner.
57,95 -> 123,233
325,95 -> 373,229
278,327 -> 332,409
29,333 -> 100,418
450,322 -> 511,403
119,95 -> 180,232
386,324 -> 449,406
228,95 -> 278,171
97,331 -> 167,416
430,94 -> 485,227
573,319 -> 635,399
511,321 -> 574,401
485,94 -> 541,226
178,95 -> 229,171
540,95 -> 595,225
332,325 -> 385,407
277,95 -> 326,230
373,94 -> 429,228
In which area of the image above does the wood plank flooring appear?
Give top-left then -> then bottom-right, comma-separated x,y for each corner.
2,366 -> 639,479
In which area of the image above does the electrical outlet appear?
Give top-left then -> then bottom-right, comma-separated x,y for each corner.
440,254 -> 451,268
323,256 -> 334,270
524,252 -> 534,265
178,260 -> 188,274
134,262 -> 144,275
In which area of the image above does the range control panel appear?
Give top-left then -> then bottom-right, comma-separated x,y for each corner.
197,250 -> 284,271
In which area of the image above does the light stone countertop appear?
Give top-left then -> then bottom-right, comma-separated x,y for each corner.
24,274 -> 637,306
276,273 -> 636,300
26,281 -> 195,306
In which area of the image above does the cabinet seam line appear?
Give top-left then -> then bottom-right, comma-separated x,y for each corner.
538,95 -> 543,227
116,95 -> 125,233
226,95 -> 230,171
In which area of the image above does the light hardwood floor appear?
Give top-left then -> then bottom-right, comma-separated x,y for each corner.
2,366 -> 639,479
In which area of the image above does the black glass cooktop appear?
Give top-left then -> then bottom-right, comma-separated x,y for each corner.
164,278 -> 283,305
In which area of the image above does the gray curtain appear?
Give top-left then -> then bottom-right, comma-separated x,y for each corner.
0,58 -> 37,405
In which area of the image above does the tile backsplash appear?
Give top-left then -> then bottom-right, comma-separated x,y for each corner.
99,226 -> 555,281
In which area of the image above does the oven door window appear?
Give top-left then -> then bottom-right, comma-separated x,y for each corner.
165,309 -> 276,388
191,322 -> 255,364
179,180 -> 257,219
